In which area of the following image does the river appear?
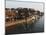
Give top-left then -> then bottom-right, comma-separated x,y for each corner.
6,16 -> 44,34
32,16 -> 44,32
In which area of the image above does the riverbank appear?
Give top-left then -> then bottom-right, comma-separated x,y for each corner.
6,15 -> 42,34
6,15 -> 40,27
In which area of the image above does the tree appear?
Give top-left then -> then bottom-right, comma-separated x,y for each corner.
37,10 -> 40,15
29,8 -> 36,15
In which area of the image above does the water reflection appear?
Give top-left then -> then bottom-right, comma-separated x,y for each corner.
6,16 -> 44,34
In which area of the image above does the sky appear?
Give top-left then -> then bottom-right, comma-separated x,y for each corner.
6,0 -> 44,12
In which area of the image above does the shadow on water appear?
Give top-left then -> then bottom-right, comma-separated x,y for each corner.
6,16 -> 44,34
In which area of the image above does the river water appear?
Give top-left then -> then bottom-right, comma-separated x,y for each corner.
31,16 -> 44,32
6,16 -> 44,34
